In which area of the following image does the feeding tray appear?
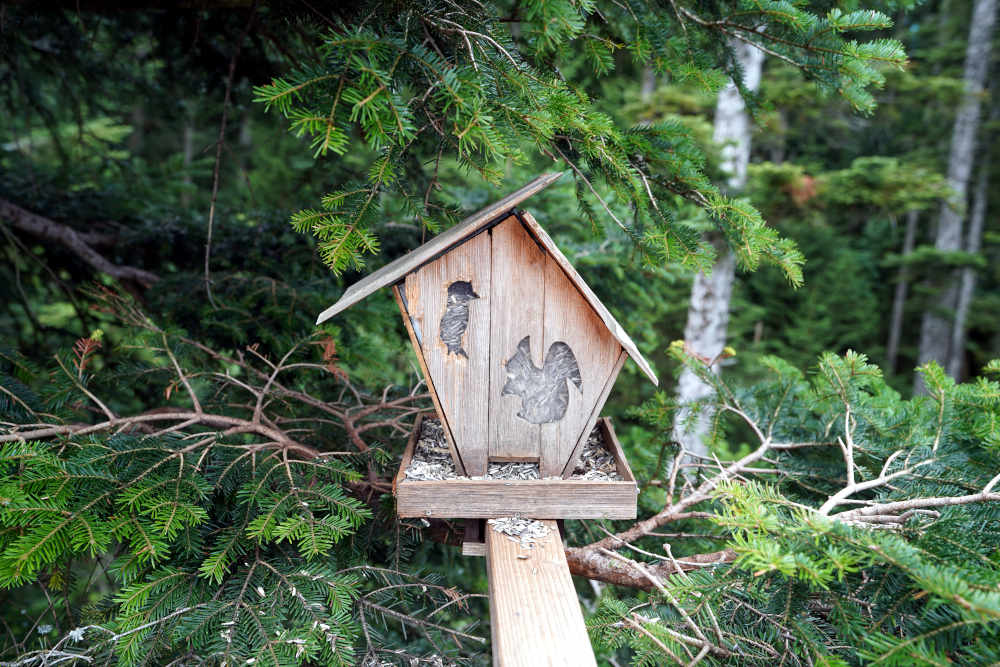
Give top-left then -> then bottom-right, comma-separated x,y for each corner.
316,174 -> 657,520
393,414 -> 637,519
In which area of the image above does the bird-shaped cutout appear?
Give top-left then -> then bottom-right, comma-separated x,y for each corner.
438,280 -> 479,358
501,336 -> 583,424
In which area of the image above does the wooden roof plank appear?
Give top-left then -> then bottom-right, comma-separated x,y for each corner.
315,172 -> 564,325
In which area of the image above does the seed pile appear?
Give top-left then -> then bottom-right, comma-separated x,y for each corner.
487,516 -> 551,548
403,418 -> 621,481
486,461 -> 540,480
570,427 -> 622,481
362,656 -> 451,667
402,419 -> 459,481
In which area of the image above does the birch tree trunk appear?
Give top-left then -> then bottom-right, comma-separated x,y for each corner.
947,162 -> 989,378
672,42 -> 764,461
916,0 -> 997,387
641,66 -> 656,102
886,210 -> 919,373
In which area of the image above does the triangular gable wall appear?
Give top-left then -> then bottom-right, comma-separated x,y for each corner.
399,214 -> 625,477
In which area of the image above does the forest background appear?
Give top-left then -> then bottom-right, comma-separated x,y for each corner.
0,1 -> 998,665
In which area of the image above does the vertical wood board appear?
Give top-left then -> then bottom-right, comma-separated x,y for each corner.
488,217 -> 545,461
599,417 -> 636,482
539,254 -> 622,476
392,286 -> 466,475
487,520 -> 597,666
392,412 -> 424,494
404,233 -> 492,475
462,519 -> 486,557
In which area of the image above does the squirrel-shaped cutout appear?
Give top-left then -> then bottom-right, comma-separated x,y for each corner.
502,336 -> 582,424
439,281 -> 479,358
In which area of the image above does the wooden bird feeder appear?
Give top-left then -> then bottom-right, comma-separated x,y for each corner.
317,173 -> 658,520
318,174 -> 659,664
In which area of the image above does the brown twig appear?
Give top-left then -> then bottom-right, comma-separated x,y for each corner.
205,1 -> 259,309
565,546 -> 736,591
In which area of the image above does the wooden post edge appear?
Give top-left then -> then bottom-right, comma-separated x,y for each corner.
486,519 -> 597,666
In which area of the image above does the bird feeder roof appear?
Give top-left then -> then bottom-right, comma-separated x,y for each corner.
315,173 -> 658,386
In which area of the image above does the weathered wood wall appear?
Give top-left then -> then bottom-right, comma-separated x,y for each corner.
396,214 -> 624,477
489,216 -> 548,464
403,232 -> 493,475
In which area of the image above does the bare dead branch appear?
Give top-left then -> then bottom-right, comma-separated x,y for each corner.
0,198 -> 158,287
565,546 -> 736,590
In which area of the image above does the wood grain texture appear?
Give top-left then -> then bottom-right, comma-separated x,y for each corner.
404,232 -> 492,475
462,519 -> 486,557
488,217 -> 545,461
540,255 -> 622,476
559,350 -> 626,478
462,541 -> 487,558
487,520 -> 597,667
395,420 -> 637,519
517,210 -> 658,386
316,173 -> 564,324
392,287 -> 467,475
396,479 -> 637,519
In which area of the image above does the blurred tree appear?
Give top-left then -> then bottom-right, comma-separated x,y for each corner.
671,40 -> 763,465
916,0 -> 997,388
948,108 -> 995,377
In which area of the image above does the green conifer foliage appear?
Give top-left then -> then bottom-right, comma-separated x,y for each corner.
2,4 -> 998,666
0,291 -> 477,665
0,364 -> 369,663
594,347 -> 1000,664
255,0 -> 907,282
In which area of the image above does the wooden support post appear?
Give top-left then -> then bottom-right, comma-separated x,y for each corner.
486,520 -> 597,666
462,519 -> 486,557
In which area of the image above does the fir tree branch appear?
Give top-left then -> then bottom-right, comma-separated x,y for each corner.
596,547 -> 732,660
0,411 -> 319,458
818,455 -> 936,515
833,487 -> 1000,523
621,613 -> 684,664
357,599 -> 487,644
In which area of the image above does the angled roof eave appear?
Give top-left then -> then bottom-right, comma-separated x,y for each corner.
515,210 -> 659,387
315,172 -> 565,325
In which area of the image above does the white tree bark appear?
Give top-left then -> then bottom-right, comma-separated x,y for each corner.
641,66 -> 656,102
916,0 -> 997,386
672,42 -> 764,461
711,45 -> 764,190
947,163 -> 989,377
